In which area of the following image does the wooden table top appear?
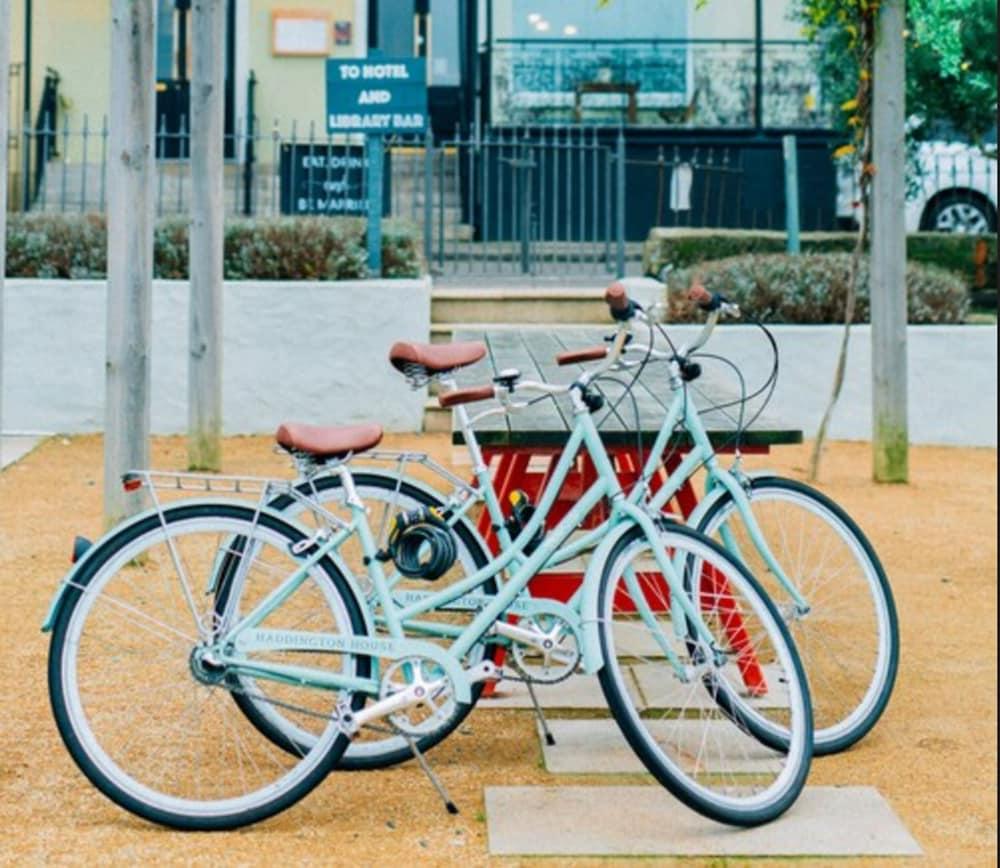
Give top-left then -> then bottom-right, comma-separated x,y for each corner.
450,328 -> 802,450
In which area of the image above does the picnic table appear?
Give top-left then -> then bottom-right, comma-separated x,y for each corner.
451,327 -> 802,597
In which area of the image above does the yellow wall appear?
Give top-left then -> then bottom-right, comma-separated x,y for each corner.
7,0 -> 362,161
250,0 -> 361,135
9,0 -> 111,130
691,0 -> 803,40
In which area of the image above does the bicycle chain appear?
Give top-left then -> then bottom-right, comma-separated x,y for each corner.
503,650 -> 580,686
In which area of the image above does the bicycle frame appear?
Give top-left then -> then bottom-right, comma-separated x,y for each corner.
364,360 -> 809,626
213,388 -> 721,706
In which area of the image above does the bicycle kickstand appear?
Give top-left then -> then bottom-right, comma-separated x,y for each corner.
522,676 -> 556,747
401,730 -> 459,815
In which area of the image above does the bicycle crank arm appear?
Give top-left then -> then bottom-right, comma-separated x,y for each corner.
340,660 -> 503,735
342,678 -> 449,735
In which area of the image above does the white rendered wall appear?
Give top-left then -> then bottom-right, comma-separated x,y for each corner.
1,283 -> 995,446
1,278 -> 430,435
660,324 -> 997,447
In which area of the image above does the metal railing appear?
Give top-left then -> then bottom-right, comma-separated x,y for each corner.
8,104 -> 993,275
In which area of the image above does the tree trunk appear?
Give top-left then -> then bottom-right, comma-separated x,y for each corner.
104,0 -> 156,526
871,0 -> 909,482
188,0 -> 225,470
1,0 -> 10,448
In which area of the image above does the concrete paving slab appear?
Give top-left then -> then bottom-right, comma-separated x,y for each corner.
539,718 -> 780,774
485,785 -> 922,857
0,436 -> 41,469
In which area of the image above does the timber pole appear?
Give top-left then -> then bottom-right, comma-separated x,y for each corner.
104,0 -> 156,525
871,0 -> 908,482
188,0 -> 225,470
1,0 -> 10,448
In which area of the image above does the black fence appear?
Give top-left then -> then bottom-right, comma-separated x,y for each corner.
5,106 -> 996,275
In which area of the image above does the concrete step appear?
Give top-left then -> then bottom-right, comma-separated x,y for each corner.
429,320 -> 605,343
485,786 -> 922,857
432,288 -> 612,326
423,398 -> 452,434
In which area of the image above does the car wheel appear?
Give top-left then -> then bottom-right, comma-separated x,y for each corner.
924,193 -> 997,234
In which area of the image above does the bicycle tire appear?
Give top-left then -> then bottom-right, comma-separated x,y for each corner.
597,522 -> 813,827
48,502 -> 371,830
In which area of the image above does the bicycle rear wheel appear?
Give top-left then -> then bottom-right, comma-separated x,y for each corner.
48,503 -> 370,830
216,471 -> 498,770
597,523 -> 812,827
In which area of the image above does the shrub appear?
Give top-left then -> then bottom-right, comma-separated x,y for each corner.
4,213 -> 423,280
664,253 -> 969,324
644,227 -> 996,291
4,213 -> 108,278
380,220 -> 423,279
220,217 -> 368,280
154,217 -> 189,279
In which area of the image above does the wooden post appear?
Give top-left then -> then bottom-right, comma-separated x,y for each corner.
104,0 -> 156,525
188,0 -> 225,470
871,0 -> 908,482
1,0 -> 10,447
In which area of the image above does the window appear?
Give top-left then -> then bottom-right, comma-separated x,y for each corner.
491,0 -> 692,125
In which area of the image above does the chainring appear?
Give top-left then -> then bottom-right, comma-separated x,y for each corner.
378,656 -> 457,737
509,613 -> 582,684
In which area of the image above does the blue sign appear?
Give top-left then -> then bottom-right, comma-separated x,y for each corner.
326,58 -> 428,135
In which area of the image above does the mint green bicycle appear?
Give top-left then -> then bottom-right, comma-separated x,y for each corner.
44,287 -> 813,831
230,284 -> 897,768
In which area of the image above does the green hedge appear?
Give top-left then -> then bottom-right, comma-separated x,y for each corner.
4,213 -> 423,280
665,253 -> 968,324
644,227 -> 997,291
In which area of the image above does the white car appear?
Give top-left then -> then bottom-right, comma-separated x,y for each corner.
837,140 -> 998,233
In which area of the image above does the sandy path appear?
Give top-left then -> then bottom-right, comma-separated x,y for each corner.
0,435 -> 995,866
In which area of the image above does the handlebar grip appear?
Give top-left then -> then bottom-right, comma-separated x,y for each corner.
687,282 -> 713,308
688,282 -> 732,313
555,346 -> 608,366
438,385 -> 495,409
604,282 -> 636,321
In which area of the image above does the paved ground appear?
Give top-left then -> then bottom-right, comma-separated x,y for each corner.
486,786 -> 921,857
0,434 -> 995,865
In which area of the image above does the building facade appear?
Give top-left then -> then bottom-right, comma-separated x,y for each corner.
4,1 -> 838,236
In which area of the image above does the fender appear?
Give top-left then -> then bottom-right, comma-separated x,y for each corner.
42,500 -> 170,633
684,469 -> 775,530
41,499 -> 375,639
578,518 -> 641,674
279,470 -> 491,564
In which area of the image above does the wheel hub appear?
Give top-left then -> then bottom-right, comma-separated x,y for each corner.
189,645 -> 228,685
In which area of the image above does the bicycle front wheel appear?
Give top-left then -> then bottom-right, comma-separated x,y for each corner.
597,523 -> 813,827
697,476 -> 898,755
48,503 -> 370,830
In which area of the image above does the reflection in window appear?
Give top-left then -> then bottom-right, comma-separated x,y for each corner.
492,0 -> 691,125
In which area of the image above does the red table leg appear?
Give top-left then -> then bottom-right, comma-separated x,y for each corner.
474,445 -> 768,698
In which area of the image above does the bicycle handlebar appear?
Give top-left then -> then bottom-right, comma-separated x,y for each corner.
438,385 -> 496,408
604,282 -> 637,321
555,345 -> 608,366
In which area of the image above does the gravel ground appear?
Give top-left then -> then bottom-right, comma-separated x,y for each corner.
0,434 -> 995,867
